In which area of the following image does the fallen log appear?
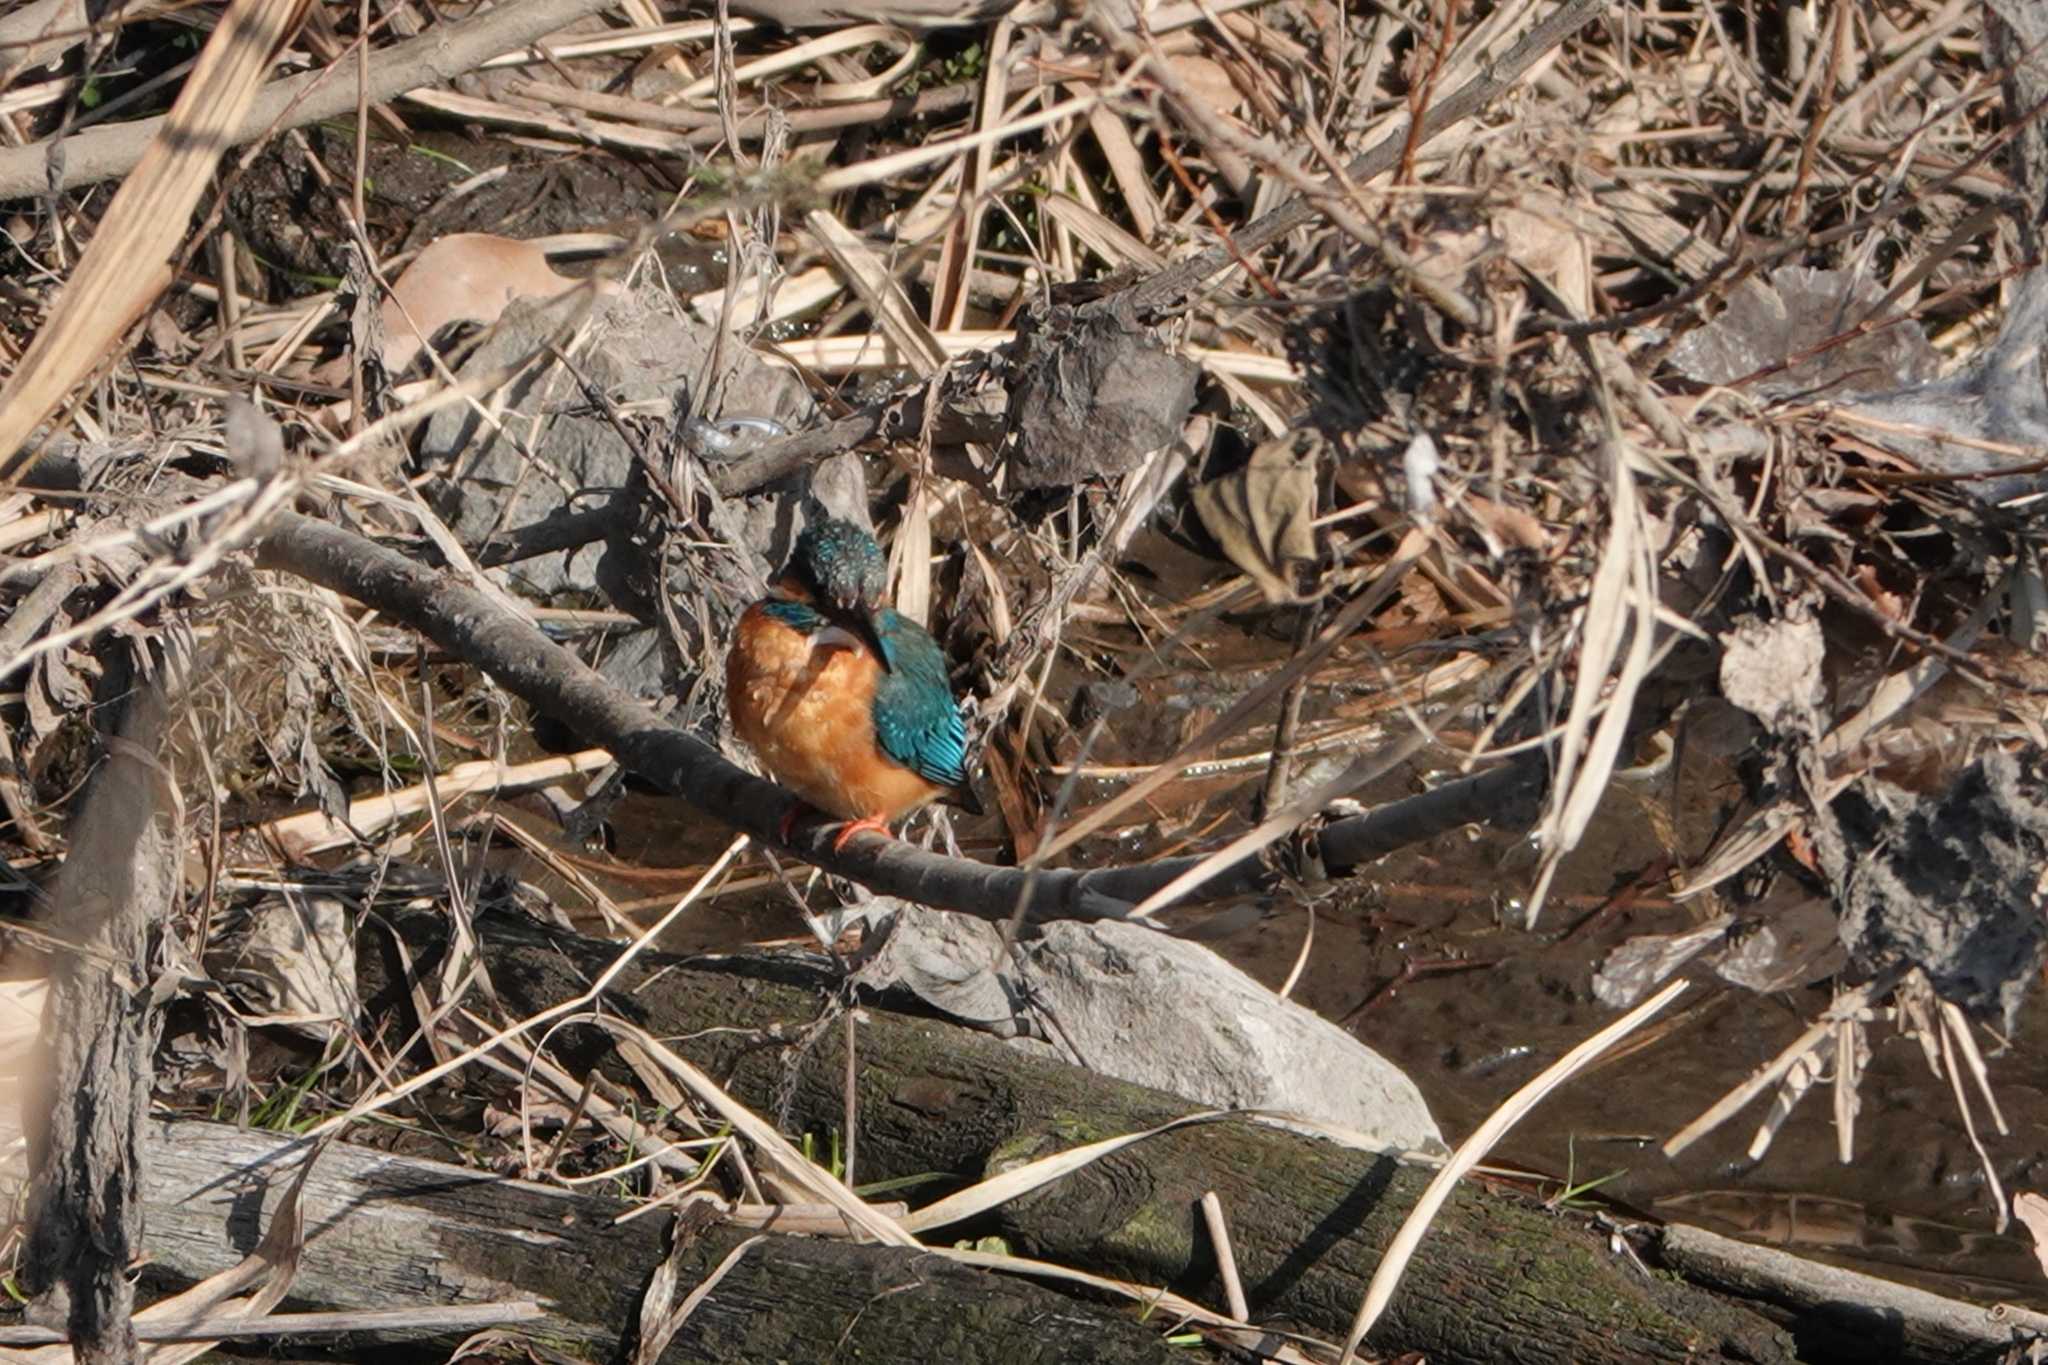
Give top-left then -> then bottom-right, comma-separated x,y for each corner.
4,1116 -> 1210,1365
357,907 -> 1794,1364
21,679 -> 178,1361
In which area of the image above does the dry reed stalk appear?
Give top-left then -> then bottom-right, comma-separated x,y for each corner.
0,0 -> 313,485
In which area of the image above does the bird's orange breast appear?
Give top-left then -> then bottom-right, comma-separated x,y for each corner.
727,602 -> 948,823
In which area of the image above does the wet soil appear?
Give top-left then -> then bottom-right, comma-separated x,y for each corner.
222,125 -> 719,311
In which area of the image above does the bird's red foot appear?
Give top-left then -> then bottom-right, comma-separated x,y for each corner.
830,815 -> 893,854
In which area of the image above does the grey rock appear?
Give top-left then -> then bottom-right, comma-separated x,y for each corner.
421,284 -> 812,599
1842,274 -> 2048,505
1669,265 -> 1939,400
725,449 -> 875,596
849,901 -> 1445,1154
1000,301 -> 1199,490
1828,749 -> 2048,1029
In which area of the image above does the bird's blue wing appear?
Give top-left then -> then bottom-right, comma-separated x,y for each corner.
871,609 -> 971,789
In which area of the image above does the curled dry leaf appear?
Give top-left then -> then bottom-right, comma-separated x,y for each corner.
1593,918 -> 1729,1008
1193,429 -> 1320,604
1669,265 -> 1939,398
2015,1191 -> 2048,1278
1461,493 -> 1553,554
204,895 -> 358,1041
1165,54 -> 1243,115
1409,193 -> 1593,318
1711,895 -> 1846,994
376,233 -> 578,376
25,644 -> 93,771
221,396 -> 285,480
1718,612 -> 1826,734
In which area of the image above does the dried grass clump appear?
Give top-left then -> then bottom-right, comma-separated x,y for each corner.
180,567 -> 397,809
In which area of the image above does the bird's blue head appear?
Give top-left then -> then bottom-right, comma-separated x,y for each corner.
779,518 -> 892,668
785,518 -> 887,616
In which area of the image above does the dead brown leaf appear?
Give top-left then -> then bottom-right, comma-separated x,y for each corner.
1192,430 -> 1319,604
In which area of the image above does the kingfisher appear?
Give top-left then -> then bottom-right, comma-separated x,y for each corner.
727,517 -> 979,851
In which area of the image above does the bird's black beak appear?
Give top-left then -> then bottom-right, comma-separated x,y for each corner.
837,599 -> 891,671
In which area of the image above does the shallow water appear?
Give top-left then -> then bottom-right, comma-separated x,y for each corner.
1181,768 -> 2048,1308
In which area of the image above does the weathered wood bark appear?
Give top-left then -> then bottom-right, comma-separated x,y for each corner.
1659,1224 -> 2048,1362
21,684 -> 177,1364
3,1117 -> 1208,1365
359,908 -> 1796,1365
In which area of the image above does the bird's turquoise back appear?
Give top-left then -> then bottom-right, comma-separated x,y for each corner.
870,608 -> 970,790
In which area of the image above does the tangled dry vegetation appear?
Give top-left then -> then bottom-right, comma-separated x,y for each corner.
3,0 -> 2048,1361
